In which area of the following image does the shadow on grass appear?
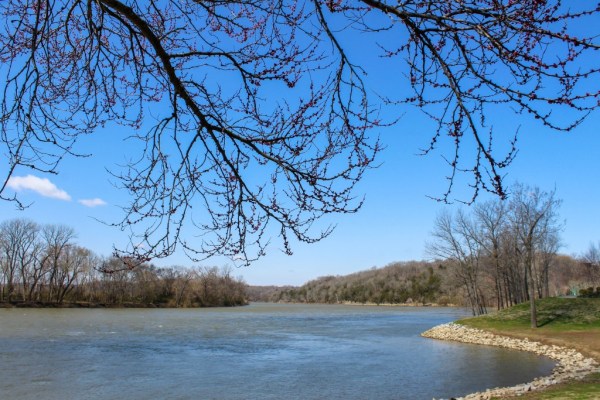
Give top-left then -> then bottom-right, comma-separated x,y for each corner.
537,312 -> 564,327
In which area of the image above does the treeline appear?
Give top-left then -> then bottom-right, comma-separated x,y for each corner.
258,254 -> 596,308
268,261 -> 452,305
0,219 -> 247,307
430,184 -> 599,315
260,185 -> 599,312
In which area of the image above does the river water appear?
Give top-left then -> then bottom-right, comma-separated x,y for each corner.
0,303 -> 554,399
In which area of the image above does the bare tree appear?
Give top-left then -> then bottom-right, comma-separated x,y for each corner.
53,245 -> 92,303
100,258 -> 135,303
0,219 -> 40,301
509,184 -> 562,328
172,269 -> 195,308
581,242 -> 600,288
473,200 -> 508,309
40,224 -> 77,302
1,1 -> 598,264
497,229 -> 528,306
535,228 -> 560,298
429,210 -> 486,315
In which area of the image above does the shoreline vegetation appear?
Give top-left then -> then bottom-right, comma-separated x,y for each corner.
4,218 -> 598,312
0,260 -> 249,307
0,300 -> 250,308
423,298 -> 600,400
0,299 -> 446,309
0,220 -> 249,308
248,257 -> 599,312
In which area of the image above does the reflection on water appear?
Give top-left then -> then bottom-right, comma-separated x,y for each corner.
0,303 -> 554,400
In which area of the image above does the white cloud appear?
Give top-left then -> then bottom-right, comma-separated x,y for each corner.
7,175 -> 71,201
78,198 -> 107,207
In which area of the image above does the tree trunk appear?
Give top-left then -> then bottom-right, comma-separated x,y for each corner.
527,254 -> 537,328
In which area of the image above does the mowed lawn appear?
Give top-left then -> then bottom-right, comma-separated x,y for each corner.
458,298 -> 600,400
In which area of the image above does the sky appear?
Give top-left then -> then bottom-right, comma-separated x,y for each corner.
1,103 -> 597,287
1,5 -> 599,287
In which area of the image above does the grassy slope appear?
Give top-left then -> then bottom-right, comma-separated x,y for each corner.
457,298 -> 600,400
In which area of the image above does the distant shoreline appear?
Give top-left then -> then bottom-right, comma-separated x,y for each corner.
0,301 -> 248,309
0,299 -> 457,309
265,300 -> 459,307
337,301 -> 458,307
0,301 -> 166,308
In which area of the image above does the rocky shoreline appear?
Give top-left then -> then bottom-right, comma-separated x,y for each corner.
421,323 -> 599,399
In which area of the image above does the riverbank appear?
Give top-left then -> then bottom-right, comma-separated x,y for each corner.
422,323 -> 598,399
422,298 -> 600,399
0,300 -> 169,308
0,300 -> 248,308
338,301 -> 457,307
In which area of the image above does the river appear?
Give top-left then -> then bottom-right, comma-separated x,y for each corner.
0,303 -> 554,399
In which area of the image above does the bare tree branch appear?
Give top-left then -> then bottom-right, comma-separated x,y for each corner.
1,0 -> 598,265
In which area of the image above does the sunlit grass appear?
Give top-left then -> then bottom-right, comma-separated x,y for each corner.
457,298 -> 600,331
490,373 -> 600,400
456,298 -> 600,399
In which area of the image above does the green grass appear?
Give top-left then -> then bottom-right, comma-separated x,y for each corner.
457,297 -> 600,331
456,298 -> 600,399
490,373 -> 600,400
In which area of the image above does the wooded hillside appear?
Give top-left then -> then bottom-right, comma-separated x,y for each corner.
255,255 -> 595,311
254,261 -> 453,305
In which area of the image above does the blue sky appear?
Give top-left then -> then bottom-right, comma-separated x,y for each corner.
1,5 -> 599,286
1,100 -> 598,286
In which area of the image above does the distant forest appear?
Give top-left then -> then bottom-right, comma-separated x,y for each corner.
0,219 -> 247,307
3,187 -> 600,311
249,185 -> 600,314
248,255 -> 598,310
250,262 -> 447,305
